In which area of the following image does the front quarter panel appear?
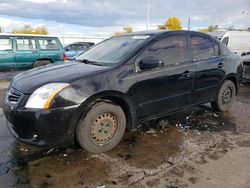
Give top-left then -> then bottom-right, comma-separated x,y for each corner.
51,63 -> 137,108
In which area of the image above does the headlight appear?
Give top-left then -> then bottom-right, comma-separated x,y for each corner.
25,83 -> 70,109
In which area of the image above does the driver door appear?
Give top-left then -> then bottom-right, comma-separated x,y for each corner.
133,34 -> 194,120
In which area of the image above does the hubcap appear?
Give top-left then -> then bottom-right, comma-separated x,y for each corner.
91,113 -> 118,143
222,86 -> 232,104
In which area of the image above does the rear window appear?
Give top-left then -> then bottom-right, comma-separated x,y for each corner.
16,38 -> 36,50
0,38 -> 12,50
39,38 -> 59,50
191,36 -> 215,60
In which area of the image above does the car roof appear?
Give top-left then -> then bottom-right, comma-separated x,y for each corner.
122,30 -> 210,37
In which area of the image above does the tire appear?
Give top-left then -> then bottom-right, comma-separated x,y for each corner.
211,80 -> 236,112
76,102 -> 126,153
33,60 -> 51,68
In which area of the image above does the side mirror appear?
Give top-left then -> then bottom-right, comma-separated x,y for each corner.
139,57 -> 164,70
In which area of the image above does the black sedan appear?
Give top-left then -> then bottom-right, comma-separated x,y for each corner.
3,30 -> 243,153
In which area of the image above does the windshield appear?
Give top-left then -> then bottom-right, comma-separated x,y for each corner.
75,35 -> 151,65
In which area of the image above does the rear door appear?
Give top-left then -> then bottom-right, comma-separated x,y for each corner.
38,38 -> 63,62
132,33 -> 194,120
15,37 -> 39,69
0,36 -> 16,69
190,33 -> 226,104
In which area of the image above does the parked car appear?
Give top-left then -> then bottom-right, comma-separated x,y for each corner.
209,30 -> 250,56
3,30 -> 243,153
0,34 -> 66,70
64,42 -> 94,60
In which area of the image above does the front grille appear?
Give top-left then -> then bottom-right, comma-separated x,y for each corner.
6,87 -> 23,105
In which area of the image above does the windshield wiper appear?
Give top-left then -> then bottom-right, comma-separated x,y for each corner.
77,59 -> 91,64
77,59 -> 104,66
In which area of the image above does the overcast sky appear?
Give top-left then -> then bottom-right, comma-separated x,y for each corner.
0,0 -> 249,36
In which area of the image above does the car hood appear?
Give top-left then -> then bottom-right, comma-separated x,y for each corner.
11,62 -> 110,94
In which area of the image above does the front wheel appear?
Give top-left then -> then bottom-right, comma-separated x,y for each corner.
211,80 -> 236,112
76,102 -> 126,153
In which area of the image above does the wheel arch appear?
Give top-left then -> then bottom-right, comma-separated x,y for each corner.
223,73 -> 239,94
77,90 -> 137,131
34,58 -> 54,64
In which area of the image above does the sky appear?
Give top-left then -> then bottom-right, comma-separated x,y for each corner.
0,0 -> 249,37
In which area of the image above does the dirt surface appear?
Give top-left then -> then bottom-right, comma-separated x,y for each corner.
0,76 -> 250,188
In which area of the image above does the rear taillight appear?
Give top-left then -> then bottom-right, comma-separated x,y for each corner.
63,53 -> 67,61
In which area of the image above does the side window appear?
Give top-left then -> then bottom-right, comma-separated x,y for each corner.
16,38 -> 36,50
140,35 -> 189,66
0,38 -> 12,50
221,37 -> 229,46
39,38 -> 59,50
191,36 -> 215,60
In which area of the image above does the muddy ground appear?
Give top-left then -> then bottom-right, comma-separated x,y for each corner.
0,74 -> 250,188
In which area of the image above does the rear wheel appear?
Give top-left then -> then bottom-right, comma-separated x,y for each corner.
33,60 -> 51,68
211,80 -> 236,112
76,102 -> 126,153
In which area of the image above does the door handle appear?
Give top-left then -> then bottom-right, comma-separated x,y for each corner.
32,51 -> 38,54
182,71 -> 191,78
8,51 -> 15,54
217,62 -> 225,68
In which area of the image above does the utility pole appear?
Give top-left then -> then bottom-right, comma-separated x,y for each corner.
146,0 -> 149,31
187,17 -> 191,30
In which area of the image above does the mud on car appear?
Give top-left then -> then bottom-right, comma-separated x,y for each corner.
3,30 -> 243,153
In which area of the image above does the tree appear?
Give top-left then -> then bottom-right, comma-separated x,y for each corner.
114,26 -> 133,36
12,24 -> 48,35
157,25 -> 166,30
158,16 -> 182,30
199,25 -> 219,33
207,25 -> 219,32
123,26 -> 133,33
198,28 -> 209,33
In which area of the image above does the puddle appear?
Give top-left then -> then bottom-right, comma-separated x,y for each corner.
107,126 -> 183,169
28,150 -> 110,187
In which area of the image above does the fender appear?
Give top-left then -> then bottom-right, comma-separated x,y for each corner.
76,90 -> 137,131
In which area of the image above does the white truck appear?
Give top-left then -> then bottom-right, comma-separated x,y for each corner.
209,30 -> 250,56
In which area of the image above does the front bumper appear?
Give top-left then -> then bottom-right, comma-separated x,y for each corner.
3,103 -> 80,147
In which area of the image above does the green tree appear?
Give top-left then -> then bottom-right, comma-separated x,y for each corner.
207,25 -> 219,32
12,24 -> 48,35
158,17 -> 182,30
